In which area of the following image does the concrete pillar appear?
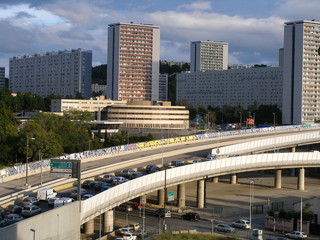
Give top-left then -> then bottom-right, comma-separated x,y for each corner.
298,168 -> 305,191
140,194 -> 147,205
84,219 -> 94,235
274,169 -> 282,189
103,210 -> 114,233
213,177 -> 219,183
230,174 -> 237,184
197,180 -> 205,209
158,189 -> 165,206
177,183 -> 186,210
290,147 -> 296,176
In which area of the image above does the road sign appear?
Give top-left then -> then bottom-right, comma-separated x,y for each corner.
167,191 -> 175,201
50,159 -> 80,179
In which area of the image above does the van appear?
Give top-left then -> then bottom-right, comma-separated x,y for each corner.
37,188 -> 57,201
54,197 -> 74,208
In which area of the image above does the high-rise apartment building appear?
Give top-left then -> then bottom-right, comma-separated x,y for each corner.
159,73 -> 168,101
190,40 -> 228,72
283,20 -> 320,124
0,67 -> 5,89
9,49 -> 92,98
107,22 -> 160,101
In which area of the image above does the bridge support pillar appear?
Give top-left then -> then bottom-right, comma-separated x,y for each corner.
103,209 -> 114,233
140,194 -> 147,205
84,219 -> 94,235
178,183 -> 186,210
197,180 -> 205,209
274,170 -> 282,189
290,147 -> 296,176
158,189 -> 165,206
213,177 -> 219,183
230,174 -> 237,184
298,168 -> 305,191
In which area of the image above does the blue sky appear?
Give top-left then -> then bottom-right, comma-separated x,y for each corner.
0,0 -> 320,76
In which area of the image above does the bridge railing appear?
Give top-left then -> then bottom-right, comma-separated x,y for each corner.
1,124 -> 319,179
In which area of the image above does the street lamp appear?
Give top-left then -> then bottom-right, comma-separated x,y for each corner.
25,136 -> 35,187
239,112 -> 242,128
30,228 -> 36,240
39,150 -> 43,186
249,180 -> 255,236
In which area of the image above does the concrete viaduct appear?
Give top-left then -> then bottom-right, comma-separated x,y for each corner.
1,129 -> 320,239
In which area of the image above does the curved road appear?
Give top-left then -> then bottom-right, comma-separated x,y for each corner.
1,128 -> 318,199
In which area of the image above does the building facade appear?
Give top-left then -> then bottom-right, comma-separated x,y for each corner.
176,67 -> 283,109
106,101 -> 189,129
190,40 -> 228,72
9,49 -> 92,98
159,73 -> 168,101
107,22 -> 160,101
0,67 -> 5,89
51,98 -> 189,129
283,20 -> 320,125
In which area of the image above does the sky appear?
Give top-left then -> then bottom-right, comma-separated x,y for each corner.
1,0 -> 320,77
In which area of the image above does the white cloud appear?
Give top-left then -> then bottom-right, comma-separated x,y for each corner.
177,1 -> 212,11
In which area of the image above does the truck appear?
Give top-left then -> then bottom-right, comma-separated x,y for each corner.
37,188 -> 57,201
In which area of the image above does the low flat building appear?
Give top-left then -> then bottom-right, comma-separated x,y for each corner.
51,98 -> 189,129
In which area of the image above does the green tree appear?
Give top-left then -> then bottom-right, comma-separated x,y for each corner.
92,64 -> 107,85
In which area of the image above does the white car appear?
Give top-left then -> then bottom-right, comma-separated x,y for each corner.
285,231 -> 307,239
214,223 -> 235,233
122,233 -> 137,240
231,219 -> 251,229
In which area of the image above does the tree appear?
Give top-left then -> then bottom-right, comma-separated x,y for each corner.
92,64 -> 107,85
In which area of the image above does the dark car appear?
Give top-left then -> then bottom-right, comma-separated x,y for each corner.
155,208 -> 171,218
94,182 -> 110,191
0,209 -> 6,220
181,212 -> 200,221
5,205 -> 22,214
127,172 -> 144,180
82,180 -> 96,189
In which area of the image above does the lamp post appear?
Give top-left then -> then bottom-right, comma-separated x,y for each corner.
30,228 -> 36,240
25,136 -> 35,187
239,112 -> 242,129
39,150 -> 43,187
273,113 -> 276,128
249,180 -> 255,237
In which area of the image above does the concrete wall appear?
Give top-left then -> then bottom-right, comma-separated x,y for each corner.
0,201 -> 80,240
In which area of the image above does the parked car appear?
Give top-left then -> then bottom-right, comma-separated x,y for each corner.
181,212 -> 200,221
4,204 -> 22,214
171,160 -> 184,167
21,205 -> 42,217
82,180 -> 96,189
119,227 -> 134,234
116,204 -> 133,212
54,197 -> 74,208
285,231 -> 307,239
22,197 -> 39,206
48,197 -> 60,208
102,174 -> 115,183
122,233 -> 137,240
127,172 -> 144,180
155,208 -> 171,218
100,184 -> 113,192
112,177 -> 129,185
94,182 -> 110,191
231,219 -> 250,229
214,223 -> 236,233
4,213 -> 23,223
0,209 -> 6,220
81,194 -> 94,200
70,188 -> 87,199
125,222 -> 140,230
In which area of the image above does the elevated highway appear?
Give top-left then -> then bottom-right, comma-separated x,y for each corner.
1,127 -> 320,239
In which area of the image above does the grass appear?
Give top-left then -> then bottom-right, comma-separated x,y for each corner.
152,233 -> 240,240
